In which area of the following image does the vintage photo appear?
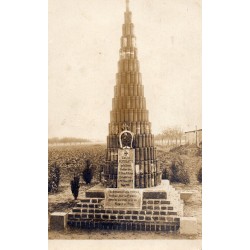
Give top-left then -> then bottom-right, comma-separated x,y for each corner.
48,0 -> 201,247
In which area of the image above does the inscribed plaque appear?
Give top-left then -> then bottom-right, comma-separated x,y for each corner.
117,148 -> 135,188
104,189 -> 142,210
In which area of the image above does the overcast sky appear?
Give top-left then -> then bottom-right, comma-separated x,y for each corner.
48,0 -> 201,141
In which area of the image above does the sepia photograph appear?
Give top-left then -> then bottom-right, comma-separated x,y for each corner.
48,0 -> 201,248
3,0 -> 250,250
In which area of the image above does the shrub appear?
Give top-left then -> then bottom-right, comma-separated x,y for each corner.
196,148 -> 202,157
99,165 -> 105,182
162,168 -> 170,180
70,175 -> 80,200
82,159 -> 93,184
197,167 -> 202,183
48,180 -> 52,193
48,162 -> 61,193
169,158 -> 190,184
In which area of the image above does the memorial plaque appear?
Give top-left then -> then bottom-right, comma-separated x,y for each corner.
117,148 -> 135,188
104,189 -> 142,210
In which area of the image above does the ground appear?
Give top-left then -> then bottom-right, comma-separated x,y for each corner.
48,143 -> 202,240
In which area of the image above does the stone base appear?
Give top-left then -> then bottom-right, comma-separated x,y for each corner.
67,180 -> 184,232
50,212 -> 68,230
180,217 -> 197,235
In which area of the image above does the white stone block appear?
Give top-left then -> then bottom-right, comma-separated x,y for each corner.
180,217 -> 197,235
50,212 -> 68,230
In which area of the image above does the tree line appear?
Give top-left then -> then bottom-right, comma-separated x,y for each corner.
155,127 -> 185,145
48,137 -> 91,144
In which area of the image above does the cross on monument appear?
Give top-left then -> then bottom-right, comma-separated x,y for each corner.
124,150 -> 129,157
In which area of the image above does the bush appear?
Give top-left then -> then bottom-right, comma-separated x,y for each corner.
48,180 -> 52,193
99,165 -> 105,182
197,167 -> 202,183
162,168 -> 170,180
48,162 -> 61,193
82,159 -> 93,184
196,148 -> 202,157
70,175 -> 80,200
169,158 -> 190,184
170,145 -> 188,155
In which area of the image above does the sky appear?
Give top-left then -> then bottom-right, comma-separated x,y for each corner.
48,0 -> 201,141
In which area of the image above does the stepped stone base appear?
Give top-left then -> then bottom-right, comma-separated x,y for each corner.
67,180 -> 184,232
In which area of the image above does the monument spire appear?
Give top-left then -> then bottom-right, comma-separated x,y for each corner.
126,0 -> 130,12
104,0 -> 162,189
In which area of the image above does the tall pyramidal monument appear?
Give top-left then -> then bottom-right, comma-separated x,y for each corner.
65,0 -> 186,233
104,0 -> 162,188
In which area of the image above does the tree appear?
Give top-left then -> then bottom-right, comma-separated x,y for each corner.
48,162 -> 61,193
82,159 -> 93,184
162,128 -> 170,145
161,127 -> 184,146
173,128 -> 178,145
162,168 -> 170,180
177,129 -> 184,145
197,167 -> 202,183
167,127 -> 175,145
54,164 -> 60,187
70,175 -> 80,200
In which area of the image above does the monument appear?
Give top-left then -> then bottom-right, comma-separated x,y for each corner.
66,0 -> 184,232
104,0 -> 161,189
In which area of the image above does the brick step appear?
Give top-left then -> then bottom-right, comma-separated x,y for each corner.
73,204 -> 175,213
75,203 -> 102,209
142,199 -> 171,205
142,205 -> 174,210
68,212 -> 179,221
79,199 -> 171,205
68,220 -> 179,232
75,205 -> 173,210
72,209 -> 177,216
80,198 -> 104,203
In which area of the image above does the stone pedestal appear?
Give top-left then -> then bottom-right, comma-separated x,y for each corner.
180,217 -> 197,235
180,191 -> 194,203
50,212 -> 68,230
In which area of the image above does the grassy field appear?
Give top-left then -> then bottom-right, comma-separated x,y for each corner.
48,143 -> 202,239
